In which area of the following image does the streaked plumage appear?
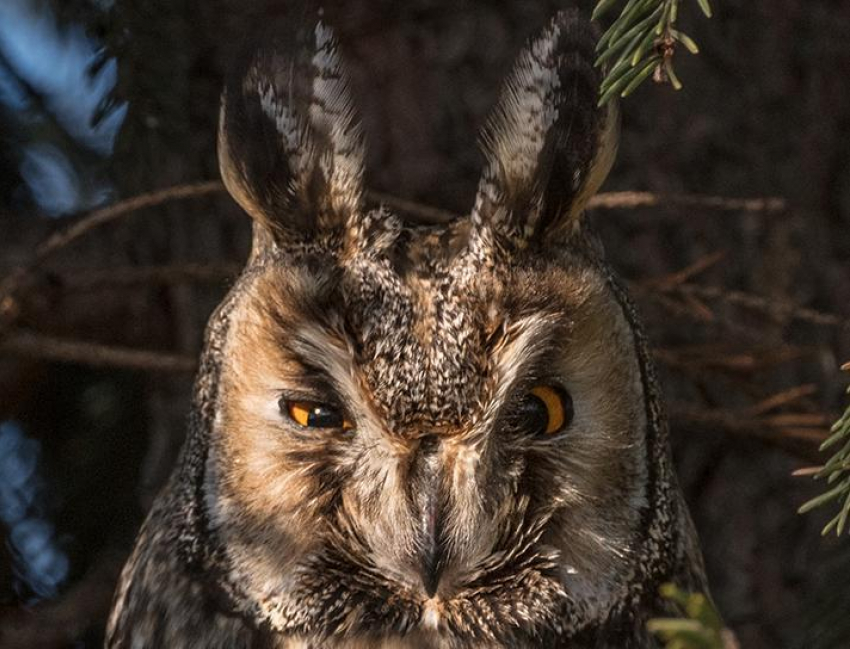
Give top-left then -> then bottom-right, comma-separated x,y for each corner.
107,8 -> 707,648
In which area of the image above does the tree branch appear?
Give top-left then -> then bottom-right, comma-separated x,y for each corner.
634,281 -> 847,330
587,191 -> 786,213
0,181 -> 224,328
0,331 -> 196,373
0,180 -> 789,335
670,403 -> 830,464
54,263 -> 242,290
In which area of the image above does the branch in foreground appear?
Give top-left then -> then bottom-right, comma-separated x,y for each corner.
648,583 -> 739,649
798,363 -> 850,536
593,0 -> 714,104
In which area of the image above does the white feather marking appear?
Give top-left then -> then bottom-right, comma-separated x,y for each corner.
421,599 -> 441,630
257,81 -> 310,183
486,313 -> 559,420
310,22 -> 364,218
479,19 -> 564,236
290,320 -> 388,440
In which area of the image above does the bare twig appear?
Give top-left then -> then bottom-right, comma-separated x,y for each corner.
655,345 -> 808,374
648,251 -> 726,290
587,191 -> 787,213
761,413 -> 833,428
636,281 -> 847,330
747,384 -> 819,416
0,181 -> 225,327
56,263 -> 242,290
677,290 -> 715,322
670,404 -> 830,463
0,331 -> 197,373
674,283 -> 846,329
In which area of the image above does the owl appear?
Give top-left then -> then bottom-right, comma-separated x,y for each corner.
106,8 -> 707,649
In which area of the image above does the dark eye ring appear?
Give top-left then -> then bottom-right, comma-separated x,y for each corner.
279,399 -> 354,431
523,385 -> 574,436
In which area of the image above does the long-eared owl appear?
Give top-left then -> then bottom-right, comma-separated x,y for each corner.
106,6 -> 707,648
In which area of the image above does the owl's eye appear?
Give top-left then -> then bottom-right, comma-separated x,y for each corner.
281,399 -> 354,430
521,386 -> 574,436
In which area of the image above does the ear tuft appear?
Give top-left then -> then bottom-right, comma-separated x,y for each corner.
218,16 -> 364,248
472,10 -> 619,247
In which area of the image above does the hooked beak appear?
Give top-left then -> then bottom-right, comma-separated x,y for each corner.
414,435 -> 445,598
419,486 -> 444,598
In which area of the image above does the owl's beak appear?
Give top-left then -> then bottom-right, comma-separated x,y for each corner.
414,434 -> 445,598
419,487 -> 444,598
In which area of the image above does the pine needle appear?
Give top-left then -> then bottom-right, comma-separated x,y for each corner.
592,0 -> 714,104
798,365 -> 850,535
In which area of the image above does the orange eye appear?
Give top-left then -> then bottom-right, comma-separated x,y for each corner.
528,386 -> 573,435
282,400 -> 354,430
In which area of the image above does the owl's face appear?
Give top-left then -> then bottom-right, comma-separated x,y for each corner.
210,228 -> 647,639
205,11 -> 658,645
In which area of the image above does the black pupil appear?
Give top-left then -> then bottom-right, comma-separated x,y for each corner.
520,394 -> 550,435
306,404 -> 343,428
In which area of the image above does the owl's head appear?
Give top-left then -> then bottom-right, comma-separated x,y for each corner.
198,8 -> 687,644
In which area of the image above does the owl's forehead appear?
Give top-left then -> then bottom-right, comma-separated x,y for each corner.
341,230 -> 494,429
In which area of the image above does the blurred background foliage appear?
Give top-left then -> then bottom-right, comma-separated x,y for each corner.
0,0 -> 848,647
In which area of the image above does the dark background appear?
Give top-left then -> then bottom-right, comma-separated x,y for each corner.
0,0 -> 848,647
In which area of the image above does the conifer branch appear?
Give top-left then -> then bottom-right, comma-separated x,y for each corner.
648,584 -> 739,649
593,0 -> 713,105
797,362 -> 850,536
